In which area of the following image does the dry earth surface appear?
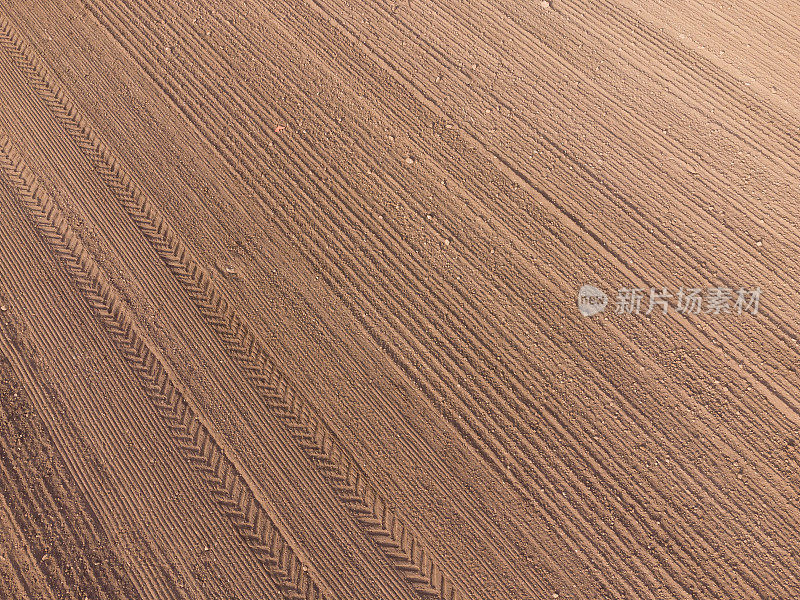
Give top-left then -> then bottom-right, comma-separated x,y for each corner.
0,1 -> 799,599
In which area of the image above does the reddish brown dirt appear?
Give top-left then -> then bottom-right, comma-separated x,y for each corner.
0,329 -> 147,600
0,1 -> 799,599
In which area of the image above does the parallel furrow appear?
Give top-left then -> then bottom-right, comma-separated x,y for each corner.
0,135 -> 327,600
0,15 -> 463,600
39,3 -> 800,600
0,354 -> 141,600
7,4 -> 800,600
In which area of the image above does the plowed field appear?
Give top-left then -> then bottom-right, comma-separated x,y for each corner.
1,1 -> 799,599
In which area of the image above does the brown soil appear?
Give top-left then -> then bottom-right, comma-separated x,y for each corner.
0,332 -> 145,600
0,1 -> 798,599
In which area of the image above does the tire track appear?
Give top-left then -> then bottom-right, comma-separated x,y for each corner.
0,135 -> 329,600
17,2 -> 800,596
61,3 -> 651,595
186,0 -> 800,434
51,2 -> 800,596
0,40 -> 456,600
9,1 -> 632,596
0,295 -> 193,600
0,12 -> 464,600
134,0 -> 800,466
